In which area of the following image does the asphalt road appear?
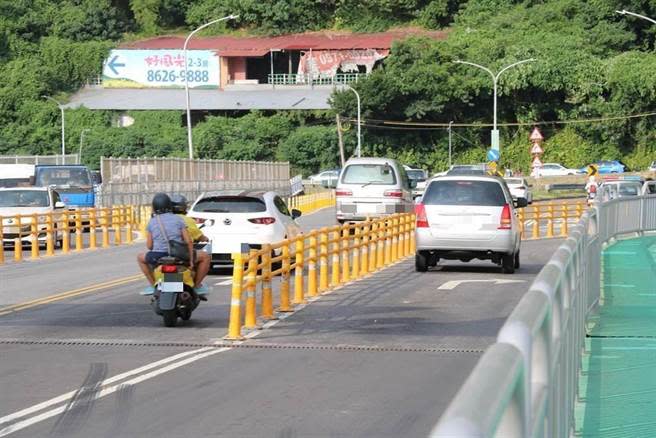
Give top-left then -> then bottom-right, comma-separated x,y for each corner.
0,207 -> 563,437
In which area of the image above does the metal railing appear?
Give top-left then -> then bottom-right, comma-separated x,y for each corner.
267,73 -> 361,85
0,191 -> 335,265
431,194 -> 656,437
0,206 -> 140,264
518,200 -> 587,240
0,154 -> 79,165
225,213 -> 415,340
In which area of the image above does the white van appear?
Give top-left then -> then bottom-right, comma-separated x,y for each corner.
335,157 -> 414,223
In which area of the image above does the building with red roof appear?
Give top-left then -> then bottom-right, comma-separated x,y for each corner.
67,30 -> 446,111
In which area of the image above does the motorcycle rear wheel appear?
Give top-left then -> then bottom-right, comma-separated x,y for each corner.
162,309 -> 178,327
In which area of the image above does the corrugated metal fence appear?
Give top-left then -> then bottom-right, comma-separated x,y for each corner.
98,157 -> 291,207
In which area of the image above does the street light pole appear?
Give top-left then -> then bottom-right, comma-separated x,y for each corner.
344,85 -> 361,157
42,95 -> 66,164
448,121 -> 453,167
616,9 -> 656,25
79,129 -> 91,163
184,14 -> 238,160
454,58 -> 535,152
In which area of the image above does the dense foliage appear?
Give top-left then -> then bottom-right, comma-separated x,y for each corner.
2,0 -> 656,175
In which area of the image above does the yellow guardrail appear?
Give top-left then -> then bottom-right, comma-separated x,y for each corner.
0,191 -> 336,265
287,190 -> 336,214
518,200 -> 587,240
225,213 -> 416,340
0,206 -> 145,264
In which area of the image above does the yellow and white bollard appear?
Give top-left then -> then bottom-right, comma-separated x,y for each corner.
225,253 -> 245,340
30,214 -> 39,260
293,236 -> 306,304
278,243 -> 293,312
244,251 -> 258,329
307,233 -> 318,297
261,245 -> 275,319
331,229 -> 341,287
341,226 -> 350,283
319,229 -> 329,293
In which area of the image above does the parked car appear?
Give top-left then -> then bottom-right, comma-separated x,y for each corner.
0,187 -> 65,247
534,163 -> 580,177
504,177 -> 533,204
335,157 -> 414,223
308,169 -> 340,188
648,160 -> 656,172
580,160 -> 625,174
414,175 -> 526,273
187,190 -> 302,268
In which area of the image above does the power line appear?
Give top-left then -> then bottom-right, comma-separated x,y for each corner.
354,110 -> 656,129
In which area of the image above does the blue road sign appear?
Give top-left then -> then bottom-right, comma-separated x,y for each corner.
487,148 -> 500,162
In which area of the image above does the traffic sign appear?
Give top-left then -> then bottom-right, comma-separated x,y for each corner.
487,148 -> 500,162
532,156 -> 543,167
530,143 -> 543,154
587,164 -> 598,176
487,161 -> 498,173
529,127 -> 544,142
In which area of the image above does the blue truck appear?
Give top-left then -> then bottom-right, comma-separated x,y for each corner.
34,165 -> 95,208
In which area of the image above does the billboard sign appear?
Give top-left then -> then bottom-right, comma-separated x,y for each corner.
102,49 -> 220,89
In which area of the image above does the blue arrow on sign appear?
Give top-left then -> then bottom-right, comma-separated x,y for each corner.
487,148 -> 500,162
107,55 -> 125,75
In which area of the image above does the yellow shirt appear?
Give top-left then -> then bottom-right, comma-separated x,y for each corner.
178,214 -> 203,242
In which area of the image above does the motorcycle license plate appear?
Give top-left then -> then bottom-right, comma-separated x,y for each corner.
160,282 -> 184,292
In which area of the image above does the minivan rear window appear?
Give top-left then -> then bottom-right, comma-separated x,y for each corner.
193,196 -> 266,213
423,180 -> 507,206
341,164 -> 396,185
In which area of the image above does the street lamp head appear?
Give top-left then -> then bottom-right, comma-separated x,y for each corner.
616,10 -> 627,15
228,14 -> 239,20
454,60 -> 463,64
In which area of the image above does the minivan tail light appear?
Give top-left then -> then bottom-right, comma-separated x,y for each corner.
248,217 -> 276,225
498,204 -> 512,230
415,203 -> 429,228
336,189 -> 353,197
384,190 -> 403,198
161,265 -> 178,273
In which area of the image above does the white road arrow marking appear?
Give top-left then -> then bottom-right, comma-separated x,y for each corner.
438,279 -> 526,290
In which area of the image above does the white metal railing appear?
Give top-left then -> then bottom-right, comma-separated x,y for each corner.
431,194 -> 656,438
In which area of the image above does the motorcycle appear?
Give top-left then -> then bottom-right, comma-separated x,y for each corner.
141,241 -> 211,327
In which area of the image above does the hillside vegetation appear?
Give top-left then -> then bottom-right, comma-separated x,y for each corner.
2,0 -> 656,175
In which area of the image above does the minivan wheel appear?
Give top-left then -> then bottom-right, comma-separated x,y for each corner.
415,252 -> 428,272
502,253 -> 515,274
514,251 -> 520,269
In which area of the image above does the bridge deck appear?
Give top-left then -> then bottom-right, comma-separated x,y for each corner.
576,235 -> 656,437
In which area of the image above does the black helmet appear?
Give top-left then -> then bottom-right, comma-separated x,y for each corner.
152,193 -> 172,214
170,194 -> 188,214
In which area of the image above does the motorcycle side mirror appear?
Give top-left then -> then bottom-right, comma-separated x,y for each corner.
291,209 -> 302,219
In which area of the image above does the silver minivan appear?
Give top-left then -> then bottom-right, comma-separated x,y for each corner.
414,175 -> 526,273
335,157 -> 414,223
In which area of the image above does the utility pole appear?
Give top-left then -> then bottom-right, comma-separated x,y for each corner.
448,121 -> 453,167
336,114 -> 346,167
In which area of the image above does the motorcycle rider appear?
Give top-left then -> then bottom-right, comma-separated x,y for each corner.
170,194 -> 210,293
137,193 -> 193,292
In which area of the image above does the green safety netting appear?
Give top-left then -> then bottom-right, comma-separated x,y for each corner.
576,236 -> 656,437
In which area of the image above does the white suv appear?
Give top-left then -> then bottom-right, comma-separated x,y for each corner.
414,176 -> 526,273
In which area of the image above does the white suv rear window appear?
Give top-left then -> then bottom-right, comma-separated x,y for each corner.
423,180 -> 506,206
341,164 -> 396,185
